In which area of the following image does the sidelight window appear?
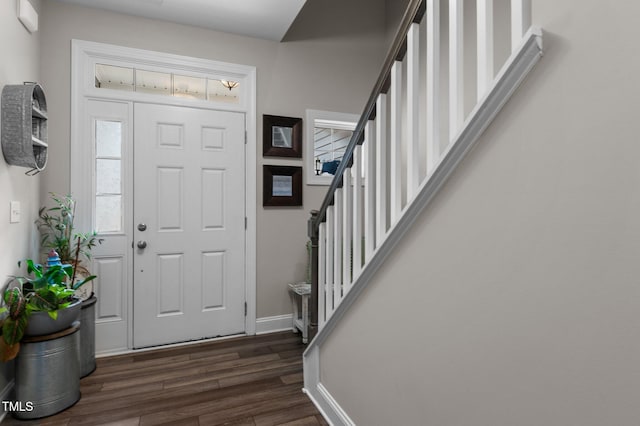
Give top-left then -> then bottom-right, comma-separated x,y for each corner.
95,119 -> 123,233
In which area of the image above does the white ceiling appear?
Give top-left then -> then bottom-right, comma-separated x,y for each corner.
51,0 -> 308,41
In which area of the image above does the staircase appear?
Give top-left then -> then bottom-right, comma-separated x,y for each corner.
303,0 -> 542,423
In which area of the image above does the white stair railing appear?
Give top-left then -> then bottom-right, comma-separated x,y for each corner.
308,0 -> 541,334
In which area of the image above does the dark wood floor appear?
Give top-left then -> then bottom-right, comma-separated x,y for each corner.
4,332 -> 327,426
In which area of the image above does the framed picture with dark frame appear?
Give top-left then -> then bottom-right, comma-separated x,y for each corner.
263,165 -> 303,206
263,115 -> 302,158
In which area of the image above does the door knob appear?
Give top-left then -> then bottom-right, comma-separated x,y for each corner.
138,223 -> 147,232
137,240 -> 147,249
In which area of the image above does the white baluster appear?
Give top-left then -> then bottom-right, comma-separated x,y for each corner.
477,0 -> 494,100
375,93 -> 387,244
342,170 -> 352,292
511,0 -> 531,52
333,188 -> 343,307
318,222 -> 326,327
364,120 -> 376,260
450,0 -> 464,139
325,206 -> 334,318
353,144 -> 363,279
426,0 -> 440,175
390,60 -> 403,225
406,22 -> 420,201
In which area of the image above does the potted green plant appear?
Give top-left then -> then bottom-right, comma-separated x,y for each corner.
36,193 -> 103,297
0,258 -> 95,361
36,193 -> 103,376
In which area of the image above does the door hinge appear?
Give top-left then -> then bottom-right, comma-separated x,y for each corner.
245,217 -> 247,230
244,302 -> 247,316
244,131 -> 247,144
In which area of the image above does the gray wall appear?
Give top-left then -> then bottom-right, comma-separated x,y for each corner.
319,0 -> 640,424
385,0 -> 411,46
38,0 -> 390,320
0,0 -> 42,402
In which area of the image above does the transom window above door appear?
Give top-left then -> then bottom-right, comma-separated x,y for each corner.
95,64 -> 241,104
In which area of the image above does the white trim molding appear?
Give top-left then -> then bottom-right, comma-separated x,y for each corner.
303,346 -> 355,426
255,314 -> 294,335
71,40 -> 258,351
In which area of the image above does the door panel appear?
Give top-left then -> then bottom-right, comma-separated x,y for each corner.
133,103 -> 246,348
85,99 -> 133,354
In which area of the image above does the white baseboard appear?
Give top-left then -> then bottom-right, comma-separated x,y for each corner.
303,345 -> 353,425
303,382 -> 355,426
317,383 -> 355,426
255,314 -> 293,335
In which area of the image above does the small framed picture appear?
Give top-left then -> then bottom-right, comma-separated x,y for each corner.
263,165 -> 303,206
263,115 -> 302,158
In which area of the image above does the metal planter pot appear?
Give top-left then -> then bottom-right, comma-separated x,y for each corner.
14,322 -> 81,419
80,295 -> 97,377
25,298 -> 82,337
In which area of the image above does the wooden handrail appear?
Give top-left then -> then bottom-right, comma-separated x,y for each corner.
311,0 -> 426,230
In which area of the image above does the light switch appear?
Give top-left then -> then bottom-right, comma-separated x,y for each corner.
10,201 -> 20,223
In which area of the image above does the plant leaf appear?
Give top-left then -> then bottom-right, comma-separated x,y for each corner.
25,259 -> 37,274
73,275 -> 97,290
0,339 -> 20,362
7,290 -> 25,319
4,288 -> 26,319
2,315 -> 26,346
28,289 -> 57,312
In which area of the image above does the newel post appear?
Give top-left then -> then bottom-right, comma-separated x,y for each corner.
307,210 -> 319,341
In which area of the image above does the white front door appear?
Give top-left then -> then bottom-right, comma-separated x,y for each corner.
133,103 -> 246,348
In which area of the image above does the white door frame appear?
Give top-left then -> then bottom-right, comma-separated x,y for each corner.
71,40 -> 257,352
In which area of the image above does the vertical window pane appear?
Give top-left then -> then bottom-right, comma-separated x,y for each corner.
96,159 -> 121,194
96,120 -> 122,157
96,195 -> 122,233
95,119 -> 123,234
